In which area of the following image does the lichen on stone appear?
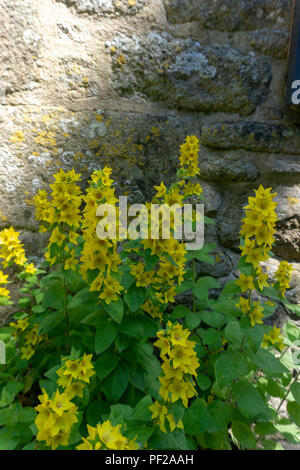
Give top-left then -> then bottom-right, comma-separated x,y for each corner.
56,0 -> 148,17
106,31 -> 271,115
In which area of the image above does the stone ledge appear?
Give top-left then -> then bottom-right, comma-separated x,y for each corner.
56,0 -> 149,16
106,31 -> 271,115
163,0 -> 291,32
201,122 -> 300,155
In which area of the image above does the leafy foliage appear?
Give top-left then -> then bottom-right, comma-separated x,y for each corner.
0,136 -> 299,450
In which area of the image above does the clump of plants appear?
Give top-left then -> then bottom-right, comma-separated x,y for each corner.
0,136 -> 299,450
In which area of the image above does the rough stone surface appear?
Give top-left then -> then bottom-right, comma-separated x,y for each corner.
0,1 -> 41,94
275,218 -> 300,261
163,0 -> 291,31
199,157 -> 260,182
107,32 -> 271,115
196,247 -> 239,278
0,0 -> 299,318
246,29 -> 289,59
201,122 -> 300,155
261,258 -> 300,304
0,106 -> 201,229
56,0 -> 148,16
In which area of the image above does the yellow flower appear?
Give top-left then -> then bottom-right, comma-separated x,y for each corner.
25,263 -> 37,275
250,301 -> 264,327
50,227 -> 66,247
235,274 -> 255,293
0,271 -> 9,284
274,261 -> 293,297
99,277 -> 123,304
256,266 -> 269,291
154,182 -> 167,198
236,297 -> 251,315
20,345 -> 35,360
0,287 -> 10,298
263,325 -> 285,351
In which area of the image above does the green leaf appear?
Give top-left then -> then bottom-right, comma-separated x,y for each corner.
208,400 -> 232,432
291,382 -> 300,406
68,288 -> 94,310
215,351 -> 249,388
125,426 -> 154,447
87,400 -> 110,427
185,311 -> 201,329
276,418 -> 300,444
283,300 -> 300,316
132,395 -> 152,422
149,429 -> 188,450
103,298 -> 124,324
287,401 -> 300,427
252,349 -> 289,376
261,439 -> 284,450
124,286 -> 146,313
119,315 -> 144,338
176,280 -> 193,295
193,276 -> 220,301
94,348 -> 119,380
183,399 -> 216,435
254,422 -> 277,436
128,365 -> 145,392
115,333 -> 130,353
283,321 -> 300,346
170,305 -> 191,319
44,365 -> 60,381
102,363 -> 129,402
109,404 -> 133,426
0,381 -> 24,407
265,379 -> 285,398
231,421 -> 256,449
198,310 -> 225,328
224,321 -> 243,345
219,280 -> 241,299
242,321 -> 264,352
43,281 -> 65,310
0,436 -> 18,450
200,328 -> 222,347
232,382 -> 270,422
214,300 -> 241,316
38,310 -> 64,334
95,319 -> 118,354
196,373 -> 212,391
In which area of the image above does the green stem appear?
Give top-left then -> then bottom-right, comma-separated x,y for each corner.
276,370 -> 300,413
193,258 -> 196,313
61,223 -> 69,352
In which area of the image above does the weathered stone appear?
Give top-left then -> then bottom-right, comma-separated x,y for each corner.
201,122 -> 300,155
275,217 -> 300,261
273,160 -> 300,176
107,32 -> 271,115
199,157 -> 260,182
271,186 -> 300,261
274,186 -> 300,222
200,182 -> 222,216
163,0 -> 291,31
56,0 -> 148,16
0,106 -> 202,229
246,29 -> 289,59
261,258 -> 300,304
216,187 -> 252,249
0,0 -> 41,94
196,247 -> 239,278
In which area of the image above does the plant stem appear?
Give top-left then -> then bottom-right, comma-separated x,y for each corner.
61,223 -> 69,352
193,258 -> 196,313
276,370 -> 300,413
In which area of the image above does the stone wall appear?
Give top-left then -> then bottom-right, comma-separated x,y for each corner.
1,0 -> 300,304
